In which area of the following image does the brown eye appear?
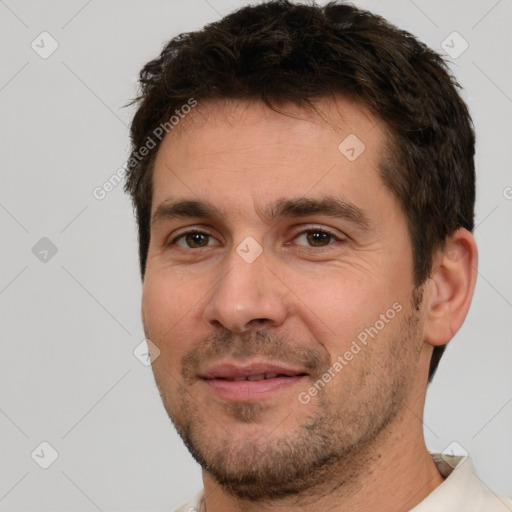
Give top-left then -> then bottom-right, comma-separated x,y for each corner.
186,233 -> 209,248
294,230 -> 338,247
307,231 -> 332,246
173,231 -> 217,248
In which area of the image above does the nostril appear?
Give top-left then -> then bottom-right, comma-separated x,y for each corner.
249,318 -> 270,326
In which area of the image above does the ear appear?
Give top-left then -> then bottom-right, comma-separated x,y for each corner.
423,228 -> 478,347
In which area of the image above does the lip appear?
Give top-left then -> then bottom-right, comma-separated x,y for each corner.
200,360 -> 308,380
199,360 -> 309,401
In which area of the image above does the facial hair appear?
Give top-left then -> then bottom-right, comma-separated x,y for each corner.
152,298 -> 422,502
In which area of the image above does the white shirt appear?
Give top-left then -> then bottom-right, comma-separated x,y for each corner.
174,454 -> 512,511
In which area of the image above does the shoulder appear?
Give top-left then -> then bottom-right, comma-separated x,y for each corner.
172,489 -> 204,512
411,454 -> 512,512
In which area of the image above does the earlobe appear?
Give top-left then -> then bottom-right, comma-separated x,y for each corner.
423,228 -> 478,347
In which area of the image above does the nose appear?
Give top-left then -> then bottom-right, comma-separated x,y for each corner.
204,244 -> 288,333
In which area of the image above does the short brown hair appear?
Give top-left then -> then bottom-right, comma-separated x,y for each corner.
125,1 -> 475,380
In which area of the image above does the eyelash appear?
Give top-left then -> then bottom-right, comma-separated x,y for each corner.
291,229 -> 342,249
170,229 -> 218,248
168,226 -> 344,249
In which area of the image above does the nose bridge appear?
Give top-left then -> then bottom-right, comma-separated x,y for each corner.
204,241 -> 287,332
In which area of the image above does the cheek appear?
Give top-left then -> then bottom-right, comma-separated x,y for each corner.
289,268 -> 407,356
142,271 -> 199,351
142,276 -> 202,388
296,268 -> 385,315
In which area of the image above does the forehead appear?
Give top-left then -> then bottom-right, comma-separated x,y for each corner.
151,97 -> 391,220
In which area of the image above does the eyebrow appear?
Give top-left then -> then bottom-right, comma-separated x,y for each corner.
151,196 -> 372,230
265,196 -> 372,230
152,199 -> 221,226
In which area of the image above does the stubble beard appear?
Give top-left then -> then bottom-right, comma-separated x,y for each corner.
153,301 -> 422,502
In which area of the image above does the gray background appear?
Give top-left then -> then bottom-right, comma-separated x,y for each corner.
1,0 -> 511,510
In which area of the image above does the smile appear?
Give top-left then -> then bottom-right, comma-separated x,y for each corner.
199,360 -> 309,401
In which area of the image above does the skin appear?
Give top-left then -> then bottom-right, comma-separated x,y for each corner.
141,97 -> 478,512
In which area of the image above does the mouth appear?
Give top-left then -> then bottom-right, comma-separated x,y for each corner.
213,372 -> 304,381
199,361 -> 309,401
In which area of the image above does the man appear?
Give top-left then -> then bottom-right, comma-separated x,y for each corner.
124,1 -> 511,510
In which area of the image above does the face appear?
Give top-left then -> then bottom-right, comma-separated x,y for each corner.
142,98 -> 425,499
